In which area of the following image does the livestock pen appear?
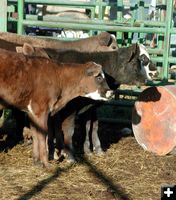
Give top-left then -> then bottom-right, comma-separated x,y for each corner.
0,1 -> 176,200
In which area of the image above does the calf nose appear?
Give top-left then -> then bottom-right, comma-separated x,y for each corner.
105,90 -> 114,99
85,90 -> 108,101
155,71 -> 159,77
149,71 -> 159,79
99,86 -> 110,98
98,89 -> 114,100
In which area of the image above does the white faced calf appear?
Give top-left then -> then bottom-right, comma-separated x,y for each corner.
0,48 -> 110,167
138,44 -> 158,81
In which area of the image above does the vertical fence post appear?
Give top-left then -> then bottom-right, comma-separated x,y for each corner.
0,0 -> 7,32
138,0 -> 144,20
97,0 -> 103,34
163,0 -> 173,80
17,0 -> 24,34
116,0 -> 123,46
157,0 -> 165,50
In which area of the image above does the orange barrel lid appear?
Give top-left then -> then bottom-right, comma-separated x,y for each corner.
132,85 -> 176,155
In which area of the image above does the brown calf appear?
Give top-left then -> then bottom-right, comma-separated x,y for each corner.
0,48 -> 109,167
15,43 -> 158,161
0,31 -> 118,52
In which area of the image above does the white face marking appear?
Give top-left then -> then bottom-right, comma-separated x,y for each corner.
105,90 -> 114,99
27,100 -> 35,116
100,71 -> 105,79
85,90 -> 107,101
139,44 -> 157,80
139,44 -> 150,58
139,44 -> 151,80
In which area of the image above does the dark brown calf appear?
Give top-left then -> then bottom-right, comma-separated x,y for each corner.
0,48 -> 109,167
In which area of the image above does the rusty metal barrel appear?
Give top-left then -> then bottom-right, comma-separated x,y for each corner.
132,85 -> 176,155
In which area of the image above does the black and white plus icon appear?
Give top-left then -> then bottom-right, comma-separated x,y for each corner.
161,185 -> 176,200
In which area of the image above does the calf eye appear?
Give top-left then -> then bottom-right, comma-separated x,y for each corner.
95,75 -> 103,83
139,54 -> 150,65
149,62 -> 157,71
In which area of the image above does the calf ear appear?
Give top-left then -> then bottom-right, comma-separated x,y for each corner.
127,43 -> 139,62
86,62 -> 102,77
22,43 -> 34,56
98,32 -> 111,46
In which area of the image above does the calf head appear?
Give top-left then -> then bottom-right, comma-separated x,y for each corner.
15,44 -> 110,101
116,43 -> 158,85
97,32 -> 118,51
81,62 -> 110,100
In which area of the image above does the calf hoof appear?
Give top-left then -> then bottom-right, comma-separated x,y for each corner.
23,139 -> 33,146
53,151 -> 60,160
66,155 -> 76,163
42,162 -> 52,169
33,160 -> 44,168
33,157 -> 41,165
84,151 -> 93,156
33,158 -> 50,169
84,143 -> 91,155
94,147 -> 104,156
48,154 -> 54,161
59,150 -> 76,163
84,149 -> 92,155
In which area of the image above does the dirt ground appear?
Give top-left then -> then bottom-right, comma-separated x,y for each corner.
0,124 -> 176,200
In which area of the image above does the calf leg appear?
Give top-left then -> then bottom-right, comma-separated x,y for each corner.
38,131 -> 48,167
23,127 -> 33,145
30,124 -> 40,164
48,113 -> 63,160
53,114 -> 64,159
62,114 -> 75,162
84,120 -> 92,154
47,115 -> 55,160
84,119 -> 103,155
55,128 -> 64,159
29,112 -> 49,168
12,108 -> 27,141
92,120 -> 103,154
